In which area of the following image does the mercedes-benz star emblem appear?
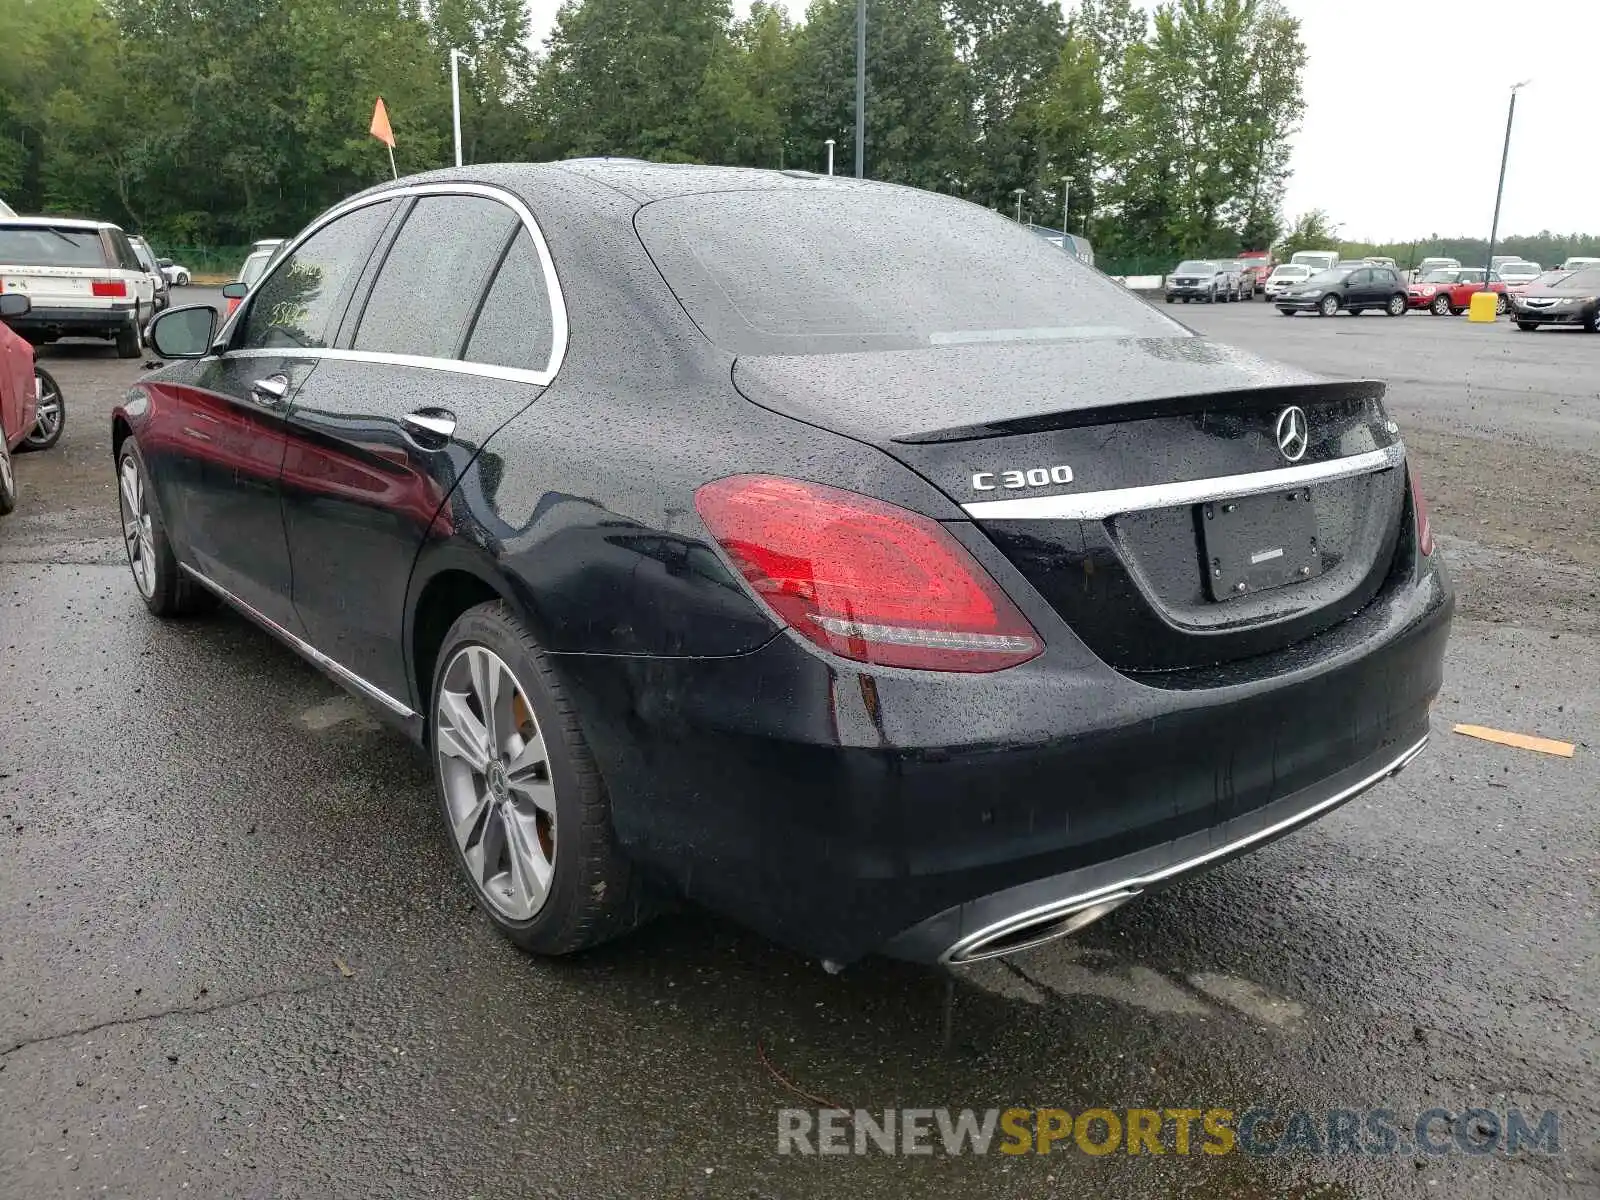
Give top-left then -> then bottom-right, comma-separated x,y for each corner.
1275,406 -> 1309,462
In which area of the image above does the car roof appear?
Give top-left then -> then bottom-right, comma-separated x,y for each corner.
0,215 -> 115,230
340,160 -> 925,216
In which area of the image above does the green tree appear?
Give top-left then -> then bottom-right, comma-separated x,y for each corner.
945,0 -> 1064,215
787,0 -> 968,190
1274,209 -> 1339,258
533,0 -> 732,162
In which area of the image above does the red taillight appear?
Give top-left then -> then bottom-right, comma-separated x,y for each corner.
695,475 -> 1042,672
1409,465 -> 1434,556
91,280 -> 127,298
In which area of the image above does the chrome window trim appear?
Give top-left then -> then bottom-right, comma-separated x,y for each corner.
218,181 -> 568,387
179,563 -> 418,721
962,442 -> 1405,522
944,734 -> 1430,964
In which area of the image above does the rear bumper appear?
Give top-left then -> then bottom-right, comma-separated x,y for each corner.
886,734 -> 1428,963
551,549 -> 1454,965
10,305 -> 136,338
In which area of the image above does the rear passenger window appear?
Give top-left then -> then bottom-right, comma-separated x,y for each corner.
463,232 -> 555,373
354,196 -> 516,360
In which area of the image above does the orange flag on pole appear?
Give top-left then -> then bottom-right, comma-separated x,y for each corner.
371,97 -> 397,180
370,97 -> 396,148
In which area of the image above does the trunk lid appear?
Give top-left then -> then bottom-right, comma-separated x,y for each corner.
732,336 -> 1409,673
1,265 -> 120,308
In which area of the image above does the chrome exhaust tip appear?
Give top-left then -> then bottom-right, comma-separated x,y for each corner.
946,890 -> 1140,964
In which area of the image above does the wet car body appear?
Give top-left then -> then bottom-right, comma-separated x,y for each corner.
114,163 -> 1453,966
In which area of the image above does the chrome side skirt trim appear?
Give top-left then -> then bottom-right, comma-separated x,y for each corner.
943,734 -> 1430,964
179,564 -> 417,721
962,442 -> 1405,522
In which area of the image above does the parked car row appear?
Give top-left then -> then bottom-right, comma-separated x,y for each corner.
1163,259 -> 1256,303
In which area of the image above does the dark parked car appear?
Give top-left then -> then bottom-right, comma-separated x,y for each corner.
1509,266 -> 1600,332
1165,260 -> 1234,303
119,163 -> 1453,967
1276,265 -> 1410,317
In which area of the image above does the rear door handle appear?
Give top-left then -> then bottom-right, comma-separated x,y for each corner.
402,409 -> 457,442
251,374 -> 289,406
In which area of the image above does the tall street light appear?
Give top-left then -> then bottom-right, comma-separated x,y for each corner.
825,139 -> 835,176
450,48 -> 472,168
1061,177 -> 1071,236
1014,188 -> 1026,224
854,0 -> 866,178
1484,80 -> 1530,279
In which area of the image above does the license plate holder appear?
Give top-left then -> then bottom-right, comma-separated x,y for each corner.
1200,489 -> 1322,601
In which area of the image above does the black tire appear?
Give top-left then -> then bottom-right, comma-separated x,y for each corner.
1386,294 -> 1407,317
1586,308 -> 1600,334
20,368 -> 64,451
1348,308 -> 1363,317
1318,294 -> 1339,317
1516,321 -> 1539,332
1430,294 -> 1452,316
430,601 -> 649,956
0,436 -> 16,516
1165,295 -> 1174,303
1495,294 -> 1508,316
1278,308 -> 1295,317
115,319 -> 141,359
116,441 -> 214,616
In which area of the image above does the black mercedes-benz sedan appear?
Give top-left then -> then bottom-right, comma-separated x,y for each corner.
117,161 -> 1452,967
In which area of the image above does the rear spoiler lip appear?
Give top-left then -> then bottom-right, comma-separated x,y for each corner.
893,379 -> 1388,445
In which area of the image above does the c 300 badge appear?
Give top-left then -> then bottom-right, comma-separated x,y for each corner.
970,465 -> 1074,492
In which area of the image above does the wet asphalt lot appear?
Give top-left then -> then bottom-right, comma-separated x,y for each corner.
1,291 -> 1595,1199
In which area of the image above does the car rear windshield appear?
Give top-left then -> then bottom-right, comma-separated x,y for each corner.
636,188 -> 1178,356
0,224 -> 107,268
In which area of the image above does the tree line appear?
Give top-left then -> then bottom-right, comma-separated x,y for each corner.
8,0 -> 1492,271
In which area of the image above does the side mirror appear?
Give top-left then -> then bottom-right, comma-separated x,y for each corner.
221,281 -> 248,300
148,305 -> 218,359
0,293 -> 31,319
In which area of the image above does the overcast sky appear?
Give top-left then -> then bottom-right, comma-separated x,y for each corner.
523,1 -> 1596,239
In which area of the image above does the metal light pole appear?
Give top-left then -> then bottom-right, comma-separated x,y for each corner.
1061,178 -> 1071,235
1014,188 -> 1026,225
450,49 -> 471,168
825,139 -> 835,176
854,0 -> 866,178
1484,80 -> 1530,277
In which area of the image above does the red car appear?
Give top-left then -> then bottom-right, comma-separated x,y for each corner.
1406,268 -> 1507,316
0,292 -> 40,515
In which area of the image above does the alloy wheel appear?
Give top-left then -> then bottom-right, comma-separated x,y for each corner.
1388,295 -> 1406,316
435,645 -> 556,922
25,374 -> 63,449
1319,295 -> 1339,317
1431,295 -> 1451,316
118,457 -> 157,598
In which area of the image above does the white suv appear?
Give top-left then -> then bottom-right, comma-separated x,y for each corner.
0,217 -> 154,357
